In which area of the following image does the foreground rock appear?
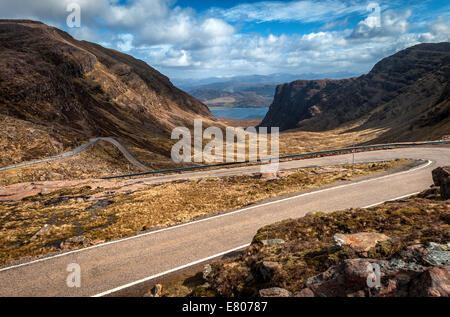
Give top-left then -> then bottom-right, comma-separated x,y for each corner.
259,287 -> 292,297
432,166 -> 450,199
334,232 -> 390,254
30,224 -> 52,241
59,236 -> 92,250
196,186 -> 449,297
297,243 -> 449,297
144,284 -> 163,297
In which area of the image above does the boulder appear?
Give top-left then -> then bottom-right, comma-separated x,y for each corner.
259,287 -> 292,297
253,261 -> 280,283
410,267 -> 450,297
334,232 -> 391,253
144,284 -> 163,297
294,288 -> 315,297
296,243 -> 449,297
432,166 -> 450,199
203,264 -> 212,280
30,224 -> 52,241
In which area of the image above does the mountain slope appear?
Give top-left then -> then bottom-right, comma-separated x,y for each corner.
260,43 -> 450,141
0,20 -> 216,167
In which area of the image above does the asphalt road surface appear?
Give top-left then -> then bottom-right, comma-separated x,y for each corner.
0,146 -> 449,297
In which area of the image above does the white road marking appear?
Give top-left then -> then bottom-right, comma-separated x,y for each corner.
0,160 -> 433,274
363,192 -> 421,208
92,243 -> 251,297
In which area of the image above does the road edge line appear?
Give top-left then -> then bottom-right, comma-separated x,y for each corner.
92,243 -> 251,297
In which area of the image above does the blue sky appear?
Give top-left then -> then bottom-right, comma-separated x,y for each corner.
0,0 -> 449,80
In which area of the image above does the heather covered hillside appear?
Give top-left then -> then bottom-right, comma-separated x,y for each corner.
0,20 -> 217,168
260,43 -> 450,142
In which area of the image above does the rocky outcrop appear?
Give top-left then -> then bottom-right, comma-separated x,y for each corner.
197,186 -> 449,298
260,43 -> 450,142
333,232 -> 390,254
432,166 -> 450,199
296,243 -> 449,297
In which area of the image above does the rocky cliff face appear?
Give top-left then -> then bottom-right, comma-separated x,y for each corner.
0,20 -> 215,164
260,43 -> 450,141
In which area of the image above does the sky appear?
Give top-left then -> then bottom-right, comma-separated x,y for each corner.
0,0 -> 449,80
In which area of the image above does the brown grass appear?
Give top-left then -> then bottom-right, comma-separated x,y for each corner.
0,159 -> 412,266
0,141 -> 143,186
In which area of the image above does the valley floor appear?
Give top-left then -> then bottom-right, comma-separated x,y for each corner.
0,115 -> 394,185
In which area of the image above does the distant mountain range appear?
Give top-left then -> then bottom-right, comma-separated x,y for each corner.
174,72 -> 359,108
260,42 -> 450,142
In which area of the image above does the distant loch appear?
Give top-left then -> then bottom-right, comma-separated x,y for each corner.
209,107 -> 269,120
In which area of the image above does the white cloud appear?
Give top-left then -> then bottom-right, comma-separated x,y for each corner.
209,0 -> 367,23
428,16 -> 450,38
0,0 -> 448,80
350,9 -> 412,39
116,33 -> 134,52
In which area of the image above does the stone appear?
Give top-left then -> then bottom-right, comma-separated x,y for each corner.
277,171 -> 295,178
294,288 -> 315,297
253,261 -> 280,283
260,173 -> 279,180
334,232 -> 391,253
145,284 -> 163,297
259,287 -> 292,297
261,239 -> 285,246
343,259 -> 379,285
60,236 -> 92,249
432,166 -> 450,199
49,172 -> 64,180
40,188 -> 52,195
410,267 -> 450,297
203,264 -> 212,280
400,242 -> 450,266
91,239 -> 105,245
296,243 -> 450,297
30,224 -> 52,241
245,273 -> 254,283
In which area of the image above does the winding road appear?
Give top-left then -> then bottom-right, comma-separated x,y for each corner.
0,145 -> 449,297
0,137 -> 151,172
